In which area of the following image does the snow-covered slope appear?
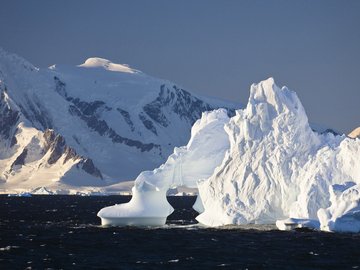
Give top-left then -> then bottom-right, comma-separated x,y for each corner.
0,48 -> 236,193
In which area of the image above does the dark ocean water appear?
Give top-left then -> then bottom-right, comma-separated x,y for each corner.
1,195 -> 360,270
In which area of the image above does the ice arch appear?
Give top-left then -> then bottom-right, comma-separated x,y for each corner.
97,109 -> 231,226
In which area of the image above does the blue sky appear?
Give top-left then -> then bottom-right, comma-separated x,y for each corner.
0,0 -> 359,132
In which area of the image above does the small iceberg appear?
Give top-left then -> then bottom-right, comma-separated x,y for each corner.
276,218 -> 320,231
7,192 -> 32,197
31,187 -> 54,195
98,186 -> 171,226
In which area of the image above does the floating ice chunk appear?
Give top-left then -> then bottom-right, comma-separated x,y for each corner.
276,218 -> 320,231
31,187 -> 54,195
7,192 -> 32,197
98,187 -> 171,226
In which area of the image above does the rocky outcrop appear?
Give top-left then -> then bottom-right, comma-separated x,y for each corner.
143,85 -> 215,127
78,158 -> 103,179
117,108 -> 135,132
0,89 -> 19,141
43,129 -> 102,178
10,148 -> 27,169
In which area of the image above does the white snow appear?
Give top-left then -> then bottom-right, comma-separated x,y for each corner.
318,182 -> 360,233
78,57 -> 138,74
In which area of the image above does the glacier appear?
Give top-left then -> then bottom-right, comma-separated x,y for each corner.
99,78 -> 360,232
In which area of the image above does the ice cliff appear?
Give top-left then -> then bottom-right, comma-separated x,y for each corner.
99,78 -> 360,232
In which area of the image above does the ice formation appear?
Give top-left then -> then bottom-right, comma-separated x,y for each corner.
197,78 -> 360,231
99,78 -> 360,232
98,109 -> 230,226
318,182 -> 360,233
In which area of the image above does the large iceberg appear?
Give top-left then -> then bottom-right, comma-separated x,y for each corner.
196,78 -> 360,231
98,78 -> 360,232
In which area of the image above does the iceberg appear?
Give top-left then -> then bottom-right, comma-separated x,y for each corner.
197,78 -> 360,231
98,78 -> 360,232
97,109 -> 230,226
7,192 -> 32,197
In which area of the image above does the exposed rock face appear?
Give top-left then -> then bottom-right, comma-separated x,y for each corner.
43,129 -> 103,178
10,148 -> 27,169
117,108 -> 135,132
79,158 -> 103,179
0,90 -> 19,142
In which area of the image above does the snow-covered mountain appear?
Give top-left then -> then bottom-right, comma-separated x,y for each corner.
0,48 -> 237,193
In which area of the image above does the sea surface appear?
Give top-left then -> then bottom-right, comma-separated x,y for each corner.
1,195 -> 360,269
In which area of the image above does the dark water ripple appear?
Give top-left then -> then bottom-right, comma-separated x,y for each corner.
1,195 -> 360,269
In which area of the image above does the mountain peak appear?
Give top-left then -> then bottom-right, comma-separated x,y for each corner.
78,57 -> 138,74
0,47 -> 38,73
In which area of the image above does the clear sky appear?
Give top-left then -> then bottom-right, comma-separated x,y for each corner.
0,0 -> 359,133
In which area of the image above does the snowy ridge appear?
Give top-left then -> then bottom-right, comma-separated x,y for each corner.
0,48 -> 237,193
